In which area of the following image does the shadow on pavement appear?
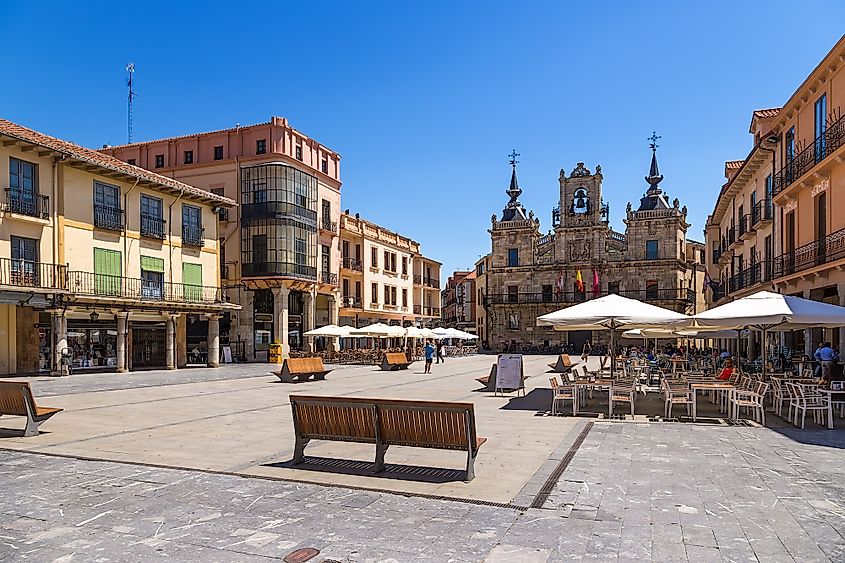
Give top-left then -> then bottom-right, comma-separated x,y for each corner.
264,456 -> 467,483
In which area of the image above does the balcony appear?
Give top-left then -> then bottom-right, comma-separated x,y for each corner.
751,200 -> 772,227
485,288 -> 694,306
726,227 -> 737,249
140,214 -> 167,240
413,274 -> 422,285
773,226 -> 845,279
0,258 -> 67,290
3,189 -> 50,219
321,272 -> 338,285
320,218 -> 338,234
341,296 -> 362,308
738,214 -> 755,239
341,257 -> 363,272
413,305 -> 421,314
773,112 -> 845,198
423,277 -> 440,289
241,262 -> 317,280
423,306 -> 440,316
94,205 -> 124,232
182,226 -> 205,247
67,271 -> 225,304
727,261 -> 772,295
712,246 -> 721,264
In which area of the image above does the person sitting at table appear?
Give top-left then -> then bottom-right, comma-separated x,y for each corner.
718,357 -> 734,380
814,341 -> 837,382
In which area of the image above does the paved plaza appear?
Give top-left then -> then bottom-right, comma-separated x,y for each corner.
2,356 -> 845,561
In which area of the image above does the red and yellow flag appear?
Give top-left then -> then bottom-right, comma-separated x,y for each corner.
575,270 -> 585,292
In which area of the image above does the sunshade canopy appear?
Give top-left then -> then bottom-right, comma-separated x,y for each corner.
691,291 -> 845,330
433,327 -> 478,340
348,322 -> 406,338
537,294 -> 690,330
404,326 -> 439,338
622,328 -> 749,339
303,324 -> 353,337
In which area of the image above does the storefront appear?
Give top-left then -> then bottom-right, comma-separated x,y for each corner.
131,322 -> 167,369
65,319 -> 118,372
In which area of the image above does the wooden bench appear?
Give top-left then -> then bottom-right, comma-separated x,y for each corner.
475,363 -> 497,391
380,352 -> 412,371
289,395 -> 486,480
548,354 -> 575,373
273,357 -> 332,383
0,381 -> 63,437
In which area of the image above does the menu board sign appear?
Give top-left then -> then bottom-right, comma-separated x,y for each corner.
496,354 -> 524,391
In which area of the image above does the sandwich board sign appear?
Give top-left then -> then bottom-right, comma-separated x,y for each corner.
495,353 -> 525,396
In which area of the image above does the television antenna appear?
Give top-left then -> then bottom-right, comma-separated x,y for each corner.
126,63 -> 137,143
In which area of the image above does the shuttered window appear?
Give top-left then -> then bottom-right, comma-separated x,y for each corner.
182,263 -> 202,301
140,256 -> 164,273
94,248 -> 121,296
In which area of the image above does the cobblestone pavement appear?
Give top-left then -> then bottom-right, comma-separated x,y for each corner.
3,421 -> 845,561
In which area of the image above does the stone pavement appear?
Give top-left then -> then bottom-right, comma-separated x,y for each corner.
3,421 -> 845,561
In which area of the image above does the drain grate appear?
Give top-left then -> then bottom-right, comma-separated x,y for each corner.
530,421 -> 594,509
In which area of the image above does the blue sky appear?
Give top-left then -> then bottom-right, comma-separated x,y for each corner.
2,2 -> 844,278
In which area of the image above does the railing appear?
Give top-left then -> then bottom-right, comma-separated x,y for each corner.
67,271 -> 224,303
727,261 -> 772,294
773,112 -> 845,197
773,226 -> 845,278
341,296 -> 362,308
485,288 -> 694,305
321,272 -> 338,285
341,257 -> 363,271
413,305 -> 421,314
609,230 -> 627,243
538,233 -> 555,246
182,226 -> 205,247
423,277 -> 440,289
628,208 -> 680,220
321,219 -> 337,233
738,215 -> 749,238
4,189 -> 50,219
93,205 -> 124,231
140,214 -> 166,239
413,274 -> 422,285
0,258 -> 67,289
241,262 -> 317,280
492,219 -> 533,230
423,306 -> 440,316
712,246 -> 721,264
751,200 -> 772,226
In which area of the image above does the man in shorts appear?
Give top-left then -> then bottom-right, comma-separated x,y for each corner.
424,339 -> 435,374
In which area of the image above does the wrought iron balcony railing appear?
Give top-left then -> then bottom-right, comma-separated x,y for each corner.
4,189 -> 50,219
773,112 -> 845,197
751,200 -> 772,227
423,277 -> 440,289
182,226 -> 205,247
341,257 -> 363,271
321,272 -> 338,285
341,295 -> 362,308
140,214 -> 167,239
727,261 -> 772,295
67,271 -> 225,303
485,288 -> 694,306
413,305 -> 421,314
773,226 -> 845,278
320,218 -> 338,233
94,204 -> 124,231
0,258 -> 67,289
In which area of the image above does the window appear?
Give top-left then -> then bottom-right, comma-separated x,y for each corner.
507,248 -> 519,267
93,248 -> 122,296
371,246 -> 378,268
182,263 -> 203,301
154,154 -> 164,168
785,127 -> 795,162
251,181 -> 267,204
321,244 -> 330,275
10,236 -> 38,285
645,280 -> 659,300
140,256 -> 164,299
765,175 -> 773,213
646,240 -> 658,260
507,285 -> 518,303
608,281 -> 620,294
402,288 -> 408,307
542,284 -> 553,303
182,204 -> 203,246
342,279 -> 349,298
371,282 -> 379,303
391,286 -> 397,306
94,181 -> 122,230
384,285 -> 390,305
402,256 -> 408,276
213,146 -> 224,160
294,238 -> 307,267
127,158 -> 136,165
183,150 -> 193,164
211,188 -> 228,221
8,157 -> 38,215
256,139 -> 267,155
140,194 -> 165,239
508,313 -> 519,330
253,234 -> 268,265
815,93 -> 828,162
321,158 -> 328,174
295,143 -> 303,161
321,199 -> 331,228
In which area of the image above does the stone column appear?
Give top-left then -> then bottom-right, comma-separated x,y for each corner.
51,310 -> 67,376
207,314 -> 220,368
303,289 -> 316,353
116,312 -> 129,373
273,285 -> 290,358
165,314 -> 177,370
804,328 -> 814,357
746,331 -> 757,361
328,292 -> 339,352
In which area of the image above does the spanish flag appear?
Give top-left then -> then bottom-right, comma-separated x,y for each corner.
575,270 -> 585,293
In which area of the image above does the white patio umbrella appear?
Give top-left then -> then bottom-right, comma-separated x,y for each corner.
690,291 -> 845,377
537,294 -> 690,376
303,324 -> 353,337
622,328 -> 748,339
348,322 -> 406,338
404,326 -> 438,339
433,327 -> 477,340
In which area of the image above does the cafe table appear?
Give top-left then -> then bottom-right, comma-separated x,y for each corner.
690,381 -> 735,421
571,378 -> 614,417
669,357 -> 689,374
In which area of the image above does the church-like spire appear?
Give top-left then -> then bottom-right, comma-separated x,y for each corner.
645,131 -> 664,193
501,149 -> 528,221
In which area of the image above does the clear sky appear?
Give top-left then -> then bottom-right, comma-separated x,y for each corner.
2,2 -> 844,279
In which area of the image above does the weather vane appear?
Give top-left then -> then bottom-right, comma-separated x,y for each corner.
648,131 -> 661,151
508,149 -> 520,170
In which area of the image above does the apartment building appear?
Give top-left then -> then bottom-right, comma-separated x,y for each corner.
441,270 -> 476,333
338,212 -> 441,327
0,118 -> 235,375
101,116 -> 341,360
474,254 -> 491,346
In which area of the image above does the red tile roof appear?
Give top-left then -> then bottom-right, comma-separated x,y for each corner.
752,108 -> 781,119
0,118 -> 235,206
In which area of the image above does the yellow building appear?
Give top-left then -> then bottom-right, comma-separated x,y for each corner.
0,118 -> 236,375
338,212 -> 440,327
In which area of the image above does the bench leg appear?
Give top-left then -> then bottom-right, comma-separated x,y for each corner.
374,442 -> 389,473
466,449 -> 477,482
293,437 -> 309,465
23,416 -> 42,437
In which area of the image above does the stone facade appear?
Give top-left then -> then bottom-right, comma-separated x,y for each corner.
482,151 -> 704,351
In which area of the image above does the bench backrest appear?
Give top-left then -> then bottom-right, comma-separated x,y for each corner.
0,381 -> 35,416
290,395 -> 479,452
286,357 -> 326,374
561,354 -> 573,367
384,352 -> 408,365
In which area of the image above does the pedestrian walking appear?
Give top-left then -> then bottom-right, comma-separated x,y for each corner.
436,340 -> 445,364
424,339 -> 435,374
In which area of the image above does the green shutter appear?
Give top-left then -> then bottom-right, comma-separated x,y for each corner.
182,263 -> 202,301
140,255 -> 164,273
94,248 -> 121,296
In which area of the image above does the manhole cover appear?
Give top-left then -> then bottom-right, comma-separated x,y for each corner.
284,547 -> 320,563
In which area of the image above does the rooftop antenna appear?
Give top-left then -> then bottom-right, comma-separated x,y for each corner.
126,63 -> 136,143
